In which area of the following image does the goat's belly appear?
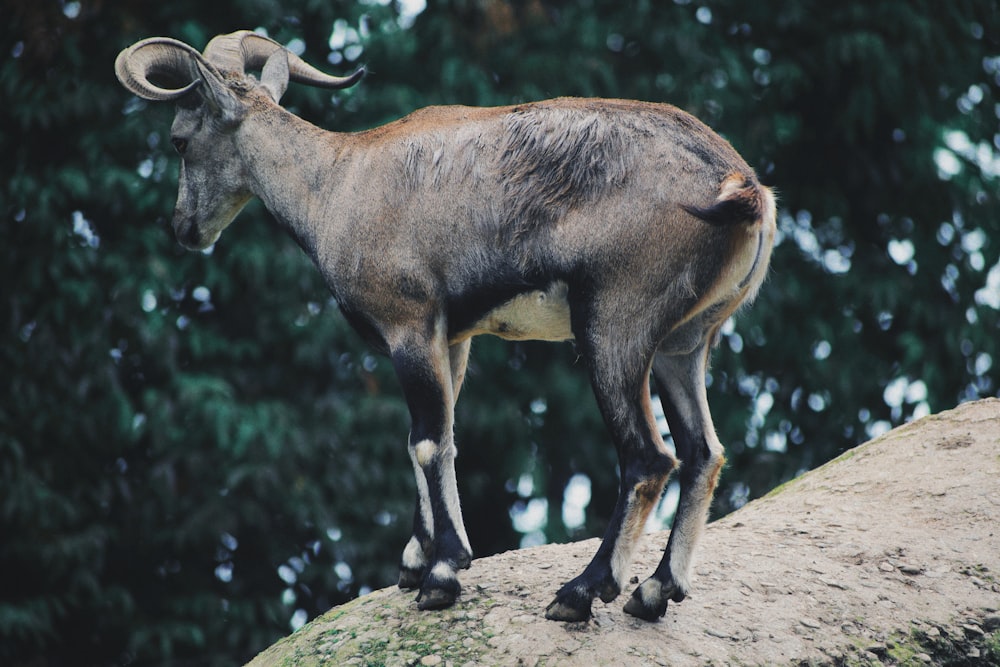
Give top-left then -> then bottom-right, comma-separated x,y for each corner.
451,281 -> 574,344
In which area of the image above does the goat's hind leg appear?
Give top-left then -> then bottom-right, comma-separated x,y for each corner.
624,344 -> 725,620
392,333 -> 472,610
545,334 -> 677,622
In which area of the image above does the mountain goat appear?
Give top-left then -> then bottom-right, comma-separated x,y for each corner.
115,30 -> 775,622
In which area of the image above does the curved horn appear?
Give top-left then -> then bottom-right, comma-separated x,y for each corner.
115,37 -> 220,101
203,30 -> 365,90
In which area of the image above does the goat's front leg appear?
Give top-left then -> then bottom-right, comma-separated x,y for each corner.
624,344 -> 725,620
392,330 -> 472,610
398,339 -> 471,591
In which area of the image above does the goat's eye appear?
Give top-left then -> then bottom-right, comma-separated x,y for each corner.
171,137 -> 188,155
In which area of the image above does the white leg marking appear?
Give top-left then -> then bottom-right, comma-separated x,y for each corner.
409,445 -> 434,541
430,561 -> 456,581
414,438 -> 437,467
669,439 -> 724,593
438,443 -> 472,556
610,479 -> 664,591
668,525 -> 696,593
610,495 -> 637,589
402,535 -> 427,570
636,578 -> 663,604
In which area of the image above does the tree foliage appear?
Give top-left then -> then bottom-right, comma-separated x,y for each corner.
2,1 -> 998,665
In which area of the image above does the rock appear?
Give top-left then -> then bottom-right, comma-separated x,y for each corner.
865,642 -> 888,657
962,623 -> 984,637
243,399 -> 1000,667
861,650 -> 883,664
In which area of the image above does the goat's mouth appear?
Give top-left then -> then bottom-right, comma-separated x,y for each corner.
173,216 -> 219,251
172,196 -> 250,250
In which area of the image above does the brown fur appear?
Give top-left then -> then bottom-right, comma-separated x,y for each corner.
116,33 -> 777,623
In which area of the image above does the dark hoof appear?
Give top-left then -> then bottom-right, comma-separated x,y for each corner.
416,565 -> 461,610
398,566 -> 423,590
544,585 -> 594,622
416,584 -> 459,610
623,578 -> 685,621
598,579 -> 621,604
623,588 -> 667,620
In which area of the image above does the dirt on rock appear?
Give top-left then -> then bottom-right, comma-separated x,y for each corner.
246,398 -> 1000,666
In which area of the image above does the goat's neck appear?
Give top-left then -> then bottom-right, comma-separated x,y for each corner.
238,104 -> 349,257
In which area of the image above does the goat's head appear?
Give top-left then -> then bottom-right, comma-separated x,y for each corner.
115,31 -> 363,250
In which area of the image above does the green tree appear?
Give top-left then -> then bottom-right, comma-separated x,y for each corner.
2,1 -> 997,665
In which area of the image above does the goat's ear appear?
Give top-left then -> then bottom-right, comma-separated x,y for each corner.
194,60 -> 244,124
260,50 -> 289,104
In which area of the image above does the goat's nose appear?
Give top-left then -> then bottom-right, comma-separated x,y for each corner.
173,216 -> 202,250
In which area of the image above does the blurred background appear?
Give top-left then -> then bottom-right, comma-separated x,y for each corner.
2,0 -> 998,664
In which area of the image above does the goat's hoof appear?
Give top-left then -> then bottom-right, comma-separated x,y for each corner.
622,578 -> 685,621
416,565 -> 461,610
544,585 -> 593,622
416,583 -> 459,610
545,599 -> 592,622
597,580 -> 621,604
623,589 -> 667,620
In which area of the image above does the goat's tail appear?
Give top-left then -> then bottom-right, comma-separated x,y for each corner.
682,172 -> 774,226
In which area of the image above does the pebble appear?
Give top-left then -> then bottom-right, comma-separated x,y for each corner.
866,642 -> 887,657
820,577 -> 849,590
800,618 -> 822,629
420,656 -> 442,666
962,623 -> 984,637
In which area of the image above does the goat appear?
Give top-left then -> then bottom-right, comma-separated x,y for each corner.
115,30 -> 776,622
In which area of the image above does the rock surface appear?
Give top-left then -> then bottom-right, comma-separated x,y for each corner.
247,399 -> 1000,666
